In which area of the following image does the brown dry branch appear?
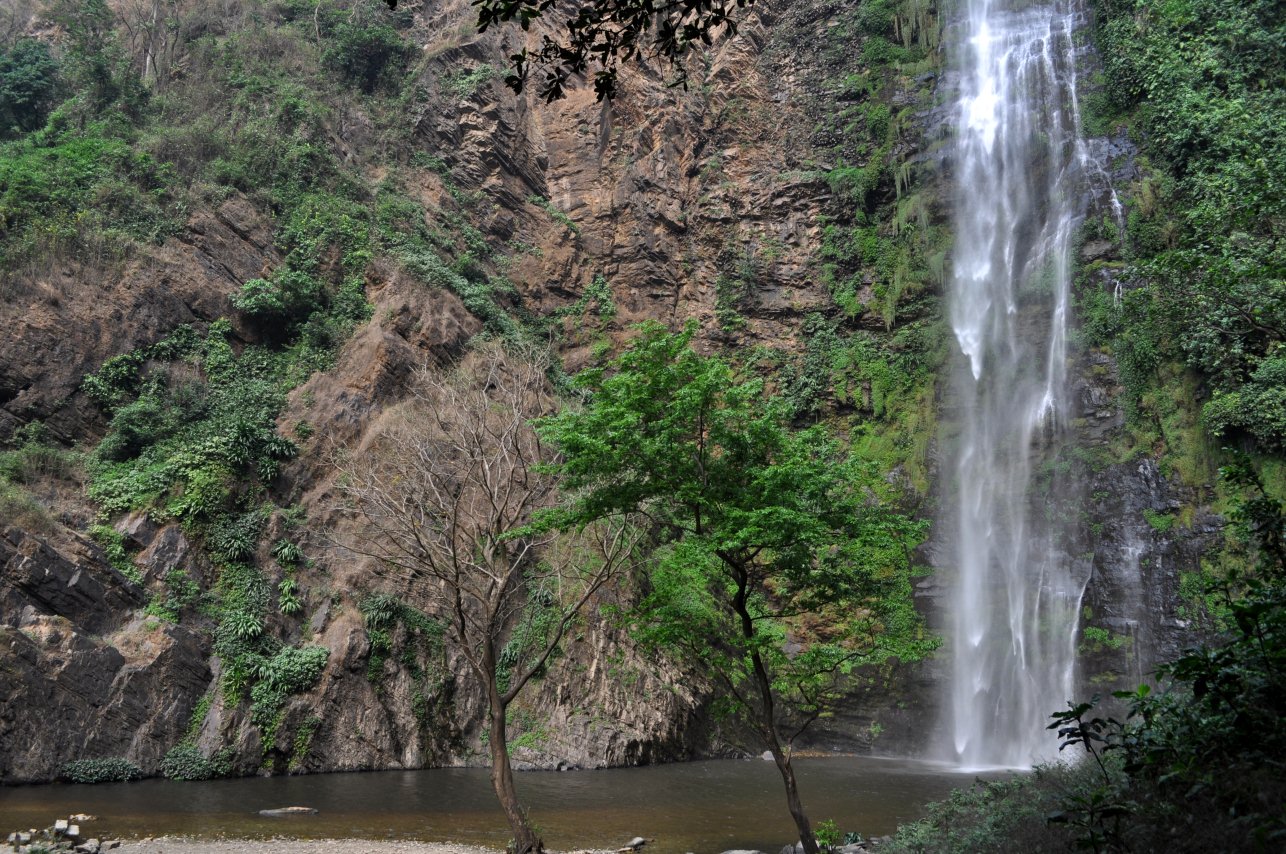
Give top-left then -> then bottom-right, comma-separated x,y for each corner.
330,341 -> 638,854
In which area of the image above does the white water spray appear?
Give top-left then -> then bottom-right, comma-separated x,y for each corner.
943,0 -> 1099,770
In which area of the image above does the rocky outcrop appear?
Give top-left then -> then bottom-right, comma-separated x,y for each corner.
0,196 -> 279,446
0,530 -> 210,782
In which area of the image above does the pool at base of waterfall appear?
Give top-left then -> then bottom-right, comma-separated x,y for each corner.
0,757 -> 1012,853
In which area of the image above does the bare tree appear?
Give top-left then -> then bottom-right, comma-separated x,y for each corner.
333,342 -> 636,854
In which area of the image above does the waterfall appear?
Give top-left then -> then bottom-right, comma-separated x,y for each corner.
942,0 -> 1097,770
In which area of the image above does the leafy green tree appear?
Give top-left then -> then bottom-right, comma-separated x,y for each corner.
322,1 -> 414,94
0,38 -> 59,137
539,323 -> 934,854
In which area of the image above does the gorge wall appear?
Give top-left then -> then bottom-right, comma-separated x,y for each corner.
0,0 -> 1226,783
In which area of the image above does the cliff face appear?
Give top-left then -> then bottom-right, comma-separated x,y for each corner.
2,0 -> 933,781
0,0 -> 1219,783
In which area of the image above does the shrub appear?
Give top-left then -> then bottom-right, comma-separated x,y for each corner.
271,538 -> 304,565
59,757 -> 143,784
159,744 -> 232,781
249,644 -> 330,728
322,18 -> 412,93
277,576 -> 302,616
0,480 -> 54,533
814,819 -> 842,848
231,270 -> 323,324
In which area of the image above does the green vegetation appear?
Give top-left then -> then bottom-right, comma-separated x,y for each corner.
320,5 -> 415,94
0,0 -> 552,783
442,65 -> 496,100
883,770 -> 1082,854
84,323 -> 300,521
0,38 -> 60,137
58,757 -> 143,784
360,593 -> 445,688
1142,508 -> 1176,533
1081,0 -> 1284,468
749,0 -> 949,499
527,194 -> 579,234
553,274 -> 615,323
541,323 -> 935,854
0,424 -> 80,537
249,644 -> 330,731
289,715 -> 322,772
376,186 -> 523,338
159,744 -> 233,781
0,118 -> 181,267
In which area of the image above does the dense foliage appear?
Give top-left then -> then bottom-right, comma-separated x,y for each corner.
0,38 -> 59,137
1081,0 -> 1284,457
58,757 -> 143,784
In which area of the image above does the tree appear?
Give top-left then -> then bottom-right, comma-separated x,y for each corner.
334,342 -> 637,854
385,0 -> 757,101
0,37 -> 59,137
538,323 -> 935,854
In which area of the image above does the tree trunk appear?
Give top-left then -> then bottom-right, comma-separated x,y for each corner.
767,739 -> 819,854
486,656 -> 543,854
732,566 -> 820,854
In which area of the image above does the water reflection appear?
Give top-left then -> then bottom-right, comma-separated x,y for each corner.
0,757 -> 1004,852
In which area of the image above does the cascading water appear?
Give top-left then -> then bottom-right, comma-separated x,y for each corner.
942,0 -> 1098,770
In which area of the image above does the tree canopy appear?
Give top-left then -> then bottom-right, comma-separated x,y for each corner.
386,0 -> 756,101
540,322 -> 935,853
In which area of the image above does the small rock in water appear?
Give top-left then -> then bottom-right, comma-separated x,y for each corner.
55,819 -> 69,833
67,823 -> 81,839
761,750 -> 774,761
257,805 -> 319,817
70,814 -> 97,822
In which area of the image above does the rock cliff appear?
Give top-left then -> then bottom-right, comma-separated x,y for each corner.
0,0 -> 1217,783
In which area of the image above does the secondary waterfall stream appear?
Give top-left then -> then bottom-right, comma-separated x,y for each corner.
943,0 -> 1097,769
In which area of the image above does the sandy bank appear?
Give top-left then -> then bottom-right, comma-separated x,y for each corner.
111,839 -> 506,854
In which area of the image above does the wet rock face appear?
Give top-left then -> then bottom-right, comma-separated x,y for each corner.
1069,350 -> 1222,690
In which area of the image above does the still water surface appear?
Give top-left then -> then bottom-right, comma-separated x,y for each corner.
0,757 -> 1005,852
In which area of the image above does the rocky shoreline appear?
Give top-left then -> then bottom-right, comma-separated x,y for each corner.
6,814 -> 888,854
